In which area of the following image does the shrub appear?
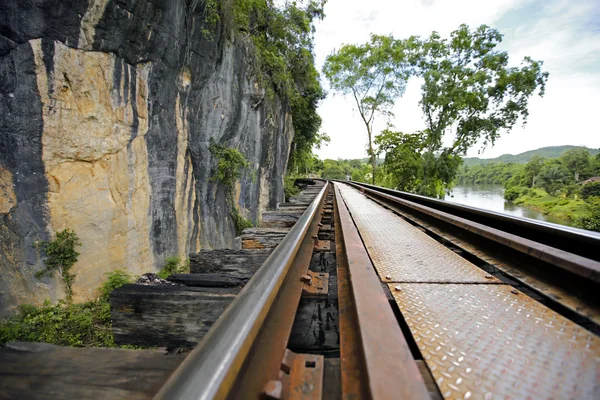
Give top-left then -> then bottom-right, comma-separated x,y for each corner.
157,257 -> 190,279
34,229 -> 82,299
232,206 -> 253,235
504,186 -> 524,201
581,182 -> 600,199
209,141 -> 250,188
0,299 -> 113,347
575,197 -> 600,232
284,176 -> 301,200
99,270 -> 133,300
0,270 -> 143,348
209,141 -> 256,235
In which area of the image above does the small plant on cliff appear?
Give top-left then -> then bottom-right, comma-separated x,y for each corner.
209,141 -> 251,187
232,206 -> 253,235
34,229 -> 82,299
157,257 -> 190,279
210,141 -> 255,235
284,176 -> 301,201
99,269 -> 133,299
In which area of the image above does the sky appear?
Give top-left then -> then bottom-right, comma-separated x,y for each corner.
312,0 -> 600,160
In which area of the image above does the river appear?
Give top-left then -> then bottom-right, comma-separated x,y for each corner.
446,184 -> 572,226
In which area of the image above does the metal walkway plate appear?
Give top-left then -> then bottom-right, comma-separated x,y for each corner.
388,283 -> 600,399
337,184 -> 499,283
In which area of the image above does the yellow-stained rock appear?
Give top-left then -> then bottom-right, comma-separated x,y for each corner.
0,164 -> 16,214
32,39 -> 155,302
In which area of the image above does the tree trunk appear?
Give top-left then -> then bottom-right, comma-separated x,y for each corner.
368,126 -> 375,184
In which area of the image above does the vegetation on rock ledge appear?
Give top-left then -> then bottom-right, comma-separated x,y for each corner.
0,270 -> 134,348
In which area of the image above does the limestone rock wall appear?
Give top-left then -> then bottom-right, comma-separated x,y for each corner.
0,0 -> 292,314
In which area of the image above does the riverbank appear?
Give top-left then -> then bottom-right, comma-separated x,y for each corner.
512,188 -> 587,222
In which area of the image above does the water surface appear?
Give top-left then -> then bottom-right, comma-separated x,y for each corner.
447,184 -> 571,226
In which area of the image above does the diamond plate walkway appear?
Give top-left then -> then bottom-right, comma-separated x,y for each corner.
336,183 -> 600,399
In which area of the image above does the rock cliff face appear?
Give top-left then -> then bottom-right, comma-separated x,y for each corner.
0,0 -> 292,314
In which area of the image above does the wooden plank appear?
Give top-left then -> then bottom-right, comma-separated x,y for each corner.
277,205 -> 308,212
279,202 -> 312,208
189,249 -> 271,277
240,227 -> 289,249
167,273 -> 246,287
110,284 -> 239,347
0,341 -> 183,400
289,251 -> 339,352
261,210 -> 304,228
310,252 -> 337,275
288,286 -> 339,352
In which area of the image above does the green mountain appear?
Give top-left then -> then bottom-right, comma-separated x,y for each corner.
463,146 -> 599,166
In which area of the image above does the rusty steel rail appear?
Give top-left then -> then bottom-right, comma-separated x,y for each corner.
347,181 -> 600,261
155,182 -> 328,400
334,184 -> 430,400
344,181 -> 600,284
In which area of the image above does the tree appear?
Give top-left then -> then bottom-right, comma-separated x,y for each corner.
575,197 -> 600,232
560,148 -> 591,182
537,163 -> 572,195
524,155 -> 545,187
414,24 -> 549,196
237,1 -> 326,177
375,130 -> 426,192
594,153 -> 600,175
581,182 -> 600,199
323,35 -> 417,183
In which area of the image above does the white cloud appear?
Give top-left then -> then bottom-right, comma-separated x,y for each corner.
314,0 -> 600,160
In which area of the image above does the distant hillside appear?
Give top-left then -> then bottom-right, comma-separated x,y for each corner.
463,146 -> 599,166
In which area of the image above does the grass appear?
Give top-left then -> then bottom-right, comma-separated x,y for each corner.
157,257 -> 190,279
513,188 -> 587,221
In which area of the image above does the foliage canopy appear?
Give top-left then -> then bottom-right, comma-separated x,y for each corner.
323,34 -> 417,182
324,24 -> 549,198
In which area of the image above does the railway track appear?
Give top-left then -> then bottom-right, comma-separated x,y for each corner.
1,180 -> 599,399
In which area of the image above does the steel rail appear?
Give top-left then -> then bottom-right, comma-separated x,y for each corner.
346,182 -> 600,283
334,183 -> 430,400
154,183 -> 328,400
347,181 -> 600,261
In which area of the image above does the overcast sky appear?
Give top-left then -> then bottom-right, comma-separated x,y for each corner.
312,0 -> 600,160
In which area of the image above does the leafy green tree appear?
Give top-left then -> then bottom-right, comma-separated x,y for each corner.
375,130 -> 426,192
594,153 -> 600,175
524,155 -> 545,187
418,24 -> 548,154
537,164 -> 572,195
232,1 -> 326,177
581,182 -> 600,199
575,197 -> 600,232
560,148 -> 591,182
356,25 -> 548,197
323,35 -> 417,183
321,163 -> 346,180
414,24 -> 548,196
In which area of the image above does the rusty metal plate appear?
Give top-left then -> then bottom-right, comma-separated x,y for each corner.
314,239 -> 331,252
388,283 -> 600,399
283,350 -> 324,400
302,270 -> 329,297
338,184 -> 499,283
